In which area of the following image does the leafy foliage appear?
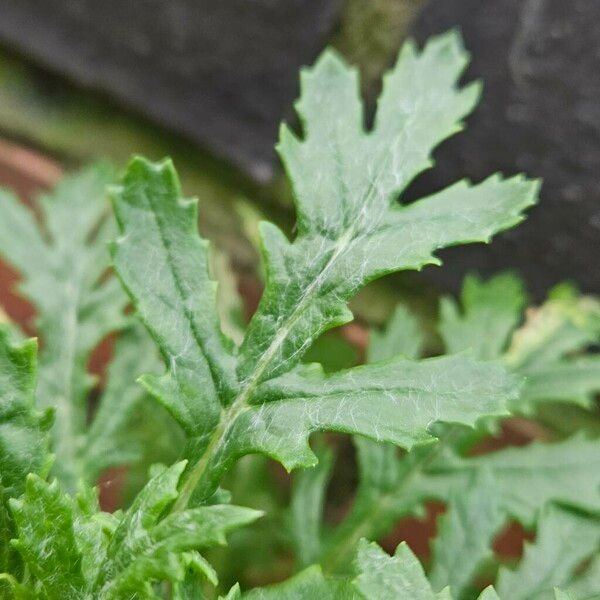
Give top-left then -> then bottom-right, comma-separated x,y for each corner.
8,463 -> 259,598
441,274 -> 600,412
0,326 -> 51,580
0,166 -> 165,492
239,538 -> 501,599
111,31 -> 534,510
289,276 -> 600,595
4,28 -> 598,600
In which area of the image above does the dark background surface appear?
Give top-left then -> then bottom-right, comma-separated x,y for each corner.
0,0 -> 341,181
412,0 -> 599,297
0,0 -> 598,297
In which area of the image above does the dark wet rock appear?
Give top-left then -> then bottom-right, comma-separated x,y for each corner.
411,0 -> 600,296
0,0 -> 342,181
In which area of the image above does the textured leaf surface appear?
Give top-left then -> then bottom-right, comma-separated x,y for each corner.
429,470 -> 504,597
355,540 -> 438,600
111,157 -> 237,439
0,328 -> 50,578
234,354 -> 516,471
496,505 -> 600,600
9,475 -> 87,598
239,33 -> 537,384
0,328 -> 50,501
9,463 -> 260,598
0,164 -> 127,490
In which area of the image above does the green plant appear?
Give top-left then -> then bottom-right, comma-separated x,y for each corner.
1,31 -> 598,599
283,272 -> 600,599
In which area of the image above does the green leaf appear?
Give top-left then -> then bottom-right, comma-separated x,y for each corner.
496,505 -> 600,600
565,554 -> 600,599
519,357 -> 600,410
429,470 -> 504,597
0,163 -> 128,491
289,440 -> 334,569
355,540 -> 437,600
553,591 -> 576,600
505,285 -> 600,371
235,355 -> 516,473
437,273 -> 600,413
367,304 -> 424,363
239,34 -> 536,385
324,434 -> 600,573
111,156 -> 237,441
0,327 -> 51,578
506,287 -> 600,411
0,328 -> 50,501
243,564 -> 355,599
439,273 -> 526,360
10,475 -> 87,599
426,435 -> 600,526
321,300 -> 510,572
81,321 -> 164,479
354,540 -> 503,600
9,463 -> 261,598
111,31 -> 535,509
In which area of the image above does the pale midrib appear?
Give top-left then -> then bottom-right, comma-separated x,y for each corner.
173,225 -> 358,511
174,130 -> 402,511
40,270 -> 83,491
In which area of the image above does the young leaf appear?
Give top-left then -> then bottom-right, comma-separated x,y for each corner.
0,164 -> 128,490
9,463 -> 261,598
0,328 -> 51,503
496,504 -> 600,600
439,274 -> 600,412
9,476 -> 88,598
505,284 -> 600,371
0,327 -> 51,579
429,470 -> 504,597
505,285 -> 600,411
